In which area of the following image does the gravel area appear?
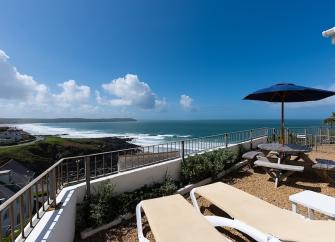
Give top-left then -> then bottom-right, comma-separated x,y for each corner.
76,151 -> 335,242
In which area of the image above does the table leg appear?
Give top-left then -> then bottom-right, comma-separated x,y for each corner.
299,153 -> 314,165
277,155 -> 282,164
307,208 -> 314,219
292,203 -> 298,213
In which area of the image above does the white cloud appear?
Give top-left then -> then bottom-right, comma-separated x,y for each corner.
53,80 -> 90,104
155,98 -> 168,112
180,94 -> 193,110
0,49 -> 9,61
0,49 -> 47,101
0,49 -> 170,117
0,48 -> 93,116
101,74 -> 166,110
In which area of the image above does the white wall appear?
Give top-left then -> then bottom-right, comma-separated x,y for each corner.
24,188 -> 77,242
24,136 -> 267,242
76,156 -> 183,202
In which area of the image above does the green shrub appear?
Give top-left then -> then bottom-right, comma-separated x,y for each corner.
76,178 -> 178,231
181,148 -> 240,184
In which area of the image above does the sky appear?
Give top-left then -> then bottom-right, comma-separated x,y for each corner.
0,0 -> 335,120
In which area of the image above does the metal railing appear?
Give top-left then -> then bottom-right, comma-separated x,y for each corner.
2,125 -> 335,241
0,127 -> 269,241
269,126 -> 335,153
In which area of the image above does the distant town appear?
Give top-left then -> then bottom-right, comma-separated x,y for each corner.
0,127 -> 35,146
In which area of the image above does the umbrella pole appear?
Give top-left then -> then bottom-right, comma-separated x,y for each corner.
281,101 -> 284,144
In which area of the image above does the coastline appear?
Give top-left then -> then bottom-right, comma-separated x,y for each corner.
2,119 -> 324,146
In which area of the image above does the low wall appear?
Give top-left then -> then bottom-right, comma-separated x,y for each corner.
25,136 -> 267,242
76,156 -> 183,202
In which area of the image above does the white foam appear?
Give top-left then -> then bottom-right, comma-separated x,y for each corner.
11,123 -> 189,146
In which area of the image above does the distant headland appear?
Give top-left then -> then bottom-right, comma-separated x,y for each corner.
0,118 -> 137,124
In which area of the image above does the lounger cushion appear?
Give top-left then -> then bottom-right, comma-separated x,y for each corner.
195,182 -> 335,242
141,194 -> 228,242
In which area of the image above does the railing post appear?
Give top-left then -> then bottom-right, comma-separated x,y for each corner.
327,127 -> 330,143
250,129 -> 253,150
181,140 -> 185,162
224,133 -> 228,148
85,157 -> 91,197
0,210 -> 2,242
304,128 -> 307,146
49,168 -> 57,208
272,128 -> 276,142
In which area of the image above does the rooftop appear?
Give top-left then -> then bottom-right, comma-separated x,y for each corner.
76,150 -> 335,242
2,127 -> 335,242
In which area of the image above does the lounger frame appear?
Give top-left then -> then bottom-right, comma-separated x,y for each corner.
136,202 -> 150,242
190,188 -> 281,242
137,197 -> 281,242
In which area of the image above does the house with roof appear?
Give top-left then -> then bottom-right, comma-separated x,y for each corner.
0,159 -> 35,236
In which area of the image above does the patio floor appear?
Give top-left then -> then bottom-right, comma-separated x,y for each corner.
76,150 -> 335,242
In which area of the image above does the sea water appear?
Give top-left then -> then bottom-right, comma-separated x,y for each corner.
13,119 -> 323,146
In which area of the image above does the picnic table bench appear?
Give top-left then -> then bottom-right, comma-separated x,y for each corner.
254,159 -> 304,187
312,159 -> 335,184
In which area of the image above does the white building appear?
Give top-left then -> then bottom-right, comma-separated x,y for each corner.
0,128 -> 24,144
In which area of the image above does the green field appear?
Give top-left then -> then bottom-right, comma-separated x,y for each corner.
0,136 -> 137,174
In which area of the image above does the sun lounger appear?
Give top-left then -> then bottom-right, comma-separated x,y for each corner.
191,182 -> 335,242
254,159 -> 304,187
136,194 -> 279,242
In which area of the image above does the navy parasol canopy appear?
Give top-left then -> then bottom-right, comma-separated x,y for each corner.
244,83 -> 335,102
244,83 -> 335,144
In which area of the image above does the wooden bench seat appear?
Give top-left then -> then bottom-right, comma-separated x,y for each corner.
312,159 -> 335,184
254,160 -> 304,187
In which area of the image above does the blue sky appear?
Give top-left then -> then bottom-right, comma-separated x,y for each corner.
0,0 -> 335,119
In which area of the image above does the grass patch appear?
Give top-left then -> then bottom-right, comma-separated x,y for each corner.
0,136 -> 137,175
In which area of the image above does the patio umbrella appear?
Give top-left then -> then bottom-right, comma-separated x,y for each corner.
244,83 -> 335,144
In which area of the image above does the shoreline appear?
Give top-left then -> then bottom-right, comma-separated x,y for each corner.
6,123 -> 189,146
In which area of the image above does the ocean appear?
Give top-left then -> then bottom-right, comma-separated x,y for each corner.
12,119 -> 323,146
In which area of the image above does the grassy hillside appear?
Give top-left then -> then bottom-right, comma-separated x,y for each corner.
0,136 -> 138,174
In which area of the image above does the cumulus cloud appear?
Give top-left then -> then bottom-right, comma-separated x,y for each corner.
180,94 -> 193,111
0,49 -> 48,101
0,49 -> 9,60
53,80 -> 90,104
0,48 -> 93,115
0,48 -> 169,117
101,74 -> 166,110
154,98 -> 168,112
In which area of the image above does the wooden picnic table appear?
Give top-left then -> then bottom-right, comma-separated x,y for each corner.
258,143 -> 311,164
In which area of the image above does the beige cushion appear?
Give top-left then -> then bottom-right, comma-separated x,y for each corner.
141,194 -> 228,242
196,182 -> 335,242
